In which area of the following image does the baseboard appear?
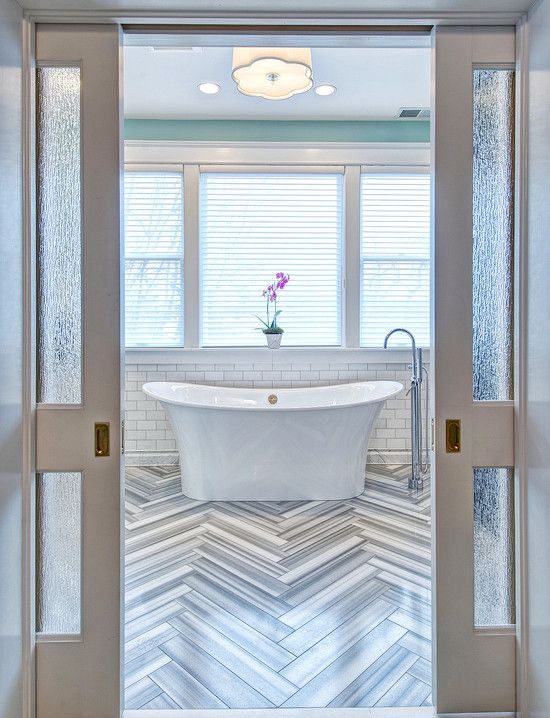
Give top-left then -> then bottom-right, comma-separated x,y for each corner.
126,451 -> 179,466
124,449 -> 412,467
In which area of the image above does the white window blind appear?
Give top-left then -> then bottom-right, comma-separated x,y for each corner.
124,168 -> 184,347
360,172 -> 430,347
200,172 -> 343,346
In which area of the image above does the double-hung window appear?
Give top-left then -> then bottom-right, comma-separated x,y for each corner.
360,171 -> 431,347
200,170 -> 344,346
124,166 -> 184,347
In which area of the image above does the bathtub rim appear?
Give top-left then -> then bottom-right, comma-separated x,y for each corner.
142,380 -> 404,412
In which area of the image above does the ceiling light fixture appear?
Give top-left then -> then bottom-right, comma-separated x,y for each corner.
314,84 -> 336,97
232,47 -> 313,100
198,82 -> 220,95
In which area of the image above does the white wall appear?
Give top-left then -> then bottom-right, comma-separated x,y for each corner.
0,0 -> 24,716
125,352 -> 421,463
525,1 -> 550,715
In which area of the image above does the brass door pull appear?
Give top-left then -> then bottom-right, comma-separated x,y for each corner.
446,419 -> 461,453
95,422 -> 110,457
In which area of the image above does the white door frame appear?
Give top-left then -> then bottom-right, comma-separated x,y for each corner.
20,11 -> 528,718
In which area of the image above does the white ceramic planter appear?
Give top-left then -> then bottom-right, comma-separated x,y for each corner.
265,332 -> 282,349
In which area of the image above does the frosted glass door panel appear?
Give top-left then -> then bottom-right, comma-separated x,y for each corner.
36,65 -> 82,404
473,467 -> 515,628
472,69 -> 515,401
36,472 -> 82,635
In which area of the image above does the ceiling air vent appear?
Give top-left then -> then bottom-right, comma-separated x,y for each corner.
397,107 -> 430,119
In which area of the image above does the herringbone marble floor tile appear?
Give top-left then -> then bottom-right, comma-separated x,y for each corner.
124,464 -> 432,710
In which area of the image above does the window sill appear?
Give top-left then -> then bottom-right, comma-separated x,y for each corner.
125,346 -> 429,365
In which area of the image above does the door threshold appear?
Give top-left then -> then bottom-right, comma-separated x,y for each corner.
123,708 -> 515,718
123,710 -> 436,718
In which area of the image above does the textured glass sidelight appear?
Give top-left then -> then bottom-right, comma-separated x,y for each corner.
473,467 -> 515,627
36,66 -> 82,404
36,472 -> 81,635
472,69 -> 515,401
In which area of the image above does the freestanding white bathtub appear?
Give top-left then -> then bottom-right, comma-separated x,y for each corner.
143,381 -> 403,501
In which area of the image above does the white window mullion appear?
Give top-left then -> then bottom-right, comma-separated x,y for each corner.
344,165 -> 361,348
183,164 -> 200,348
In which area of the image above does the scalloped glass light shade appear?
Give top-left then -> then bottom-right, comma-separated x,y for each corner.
232,47 -> 313,100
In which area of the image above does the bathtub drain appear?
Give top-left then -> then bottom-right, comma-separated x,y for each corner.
268,394 -> 278,405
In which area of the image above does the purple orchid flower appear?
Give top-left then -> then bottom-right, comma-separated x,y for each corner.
256,272 -> 291,333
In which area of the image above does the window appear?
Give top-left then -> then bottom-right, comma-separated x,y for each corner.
360,172 -> 430,347
124,168 -> 184,347
123,148 -> 431,351
200,172 -> 344,346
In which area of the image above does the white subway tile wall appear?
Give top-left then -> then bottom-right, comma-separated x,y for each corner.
125,359 -> 427,464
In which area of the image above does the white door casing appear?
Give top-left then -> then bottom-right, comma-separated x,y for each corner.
35,24 -> 123,718
432,25 -> 516,713
30,21 -> 520,717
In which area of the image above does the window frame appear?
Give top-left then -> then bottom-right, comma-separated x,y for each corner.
124,140 -> 430,354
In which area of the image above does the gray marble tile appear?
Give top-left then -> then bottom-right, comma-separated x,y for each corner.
375,671 -> 432,706
179,590 -> 296,670
169,612 -> 297,705
149,659 -> 227,709
281,619 -> 407,707
160,632 -> 275,708
328,644 -> 418,707
280,598 -> 396,687
124,464 -> 432,709
125,676 -> 162,710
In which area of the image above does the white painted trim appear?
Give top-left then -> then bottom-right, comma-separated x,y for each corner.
125,140 -> 431,167
361,163 -> 431,173
344,165 -> 361,347
183,164 -> 200,347
123,708 -> 516,718
21,15 -> 36,718
514,15 -> 529,718
199,164 -> 346,174
24,10 -> 524,25
124,709 -> 437,718
20,16 -> 523,717
125,347 -> 423,364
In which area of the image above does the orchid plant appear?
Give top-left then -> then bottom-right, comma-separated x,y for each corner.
255,272 -> 290,334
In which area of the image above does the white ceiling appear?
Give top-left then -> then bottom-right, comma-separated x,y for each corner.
124,45 -> 431,120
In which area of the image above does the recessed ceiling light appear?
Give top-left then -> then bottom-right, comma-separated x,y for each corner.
314,84 -> 336,96
198,82 -> 220,95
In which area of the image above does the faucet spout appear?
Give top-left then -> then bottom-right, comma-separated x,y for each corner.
383,328 -> 417,375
